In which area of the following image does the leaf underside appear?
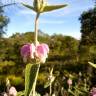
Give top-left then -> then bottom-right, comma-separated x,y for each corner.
22,3 -> 36,12
25,63 -> 40,96
42,4 -> 67,13
22,3 -> 67,13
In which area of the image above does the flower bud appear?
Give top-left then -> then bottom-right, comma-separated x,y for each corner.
67,79 -> 72,85
9,86 -> 17,96
33,0 -> 47,13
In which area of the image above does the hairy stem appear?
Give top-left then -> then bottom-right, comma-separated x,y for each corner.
31,64 -> 40,96
32,13 -> 40,96
34,13 -> 40,45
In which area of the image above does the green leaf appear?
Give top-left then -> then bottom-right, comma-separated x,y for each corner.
44,76 -> 55,88
88,62 -> 96,68
36,92 -> 41,96
25,63 -> 40,96
17,91 -> 25,96
42,4 -> 67,13
44,80 -> 50,88
22,3 -> 36,12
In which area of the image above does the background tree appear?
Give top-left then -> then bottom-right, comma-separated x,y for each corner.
0,0 -> 16,38
78,3 -> 96,87
79,6 -> 96,63
0,2 -> 9,38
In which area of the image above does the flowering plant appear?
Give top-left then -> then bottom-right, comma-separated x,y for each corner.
20,0 -> 67,96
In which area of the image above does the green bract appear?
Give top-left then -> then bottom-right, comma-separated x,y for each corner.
33,0 -> 47,13
22,0 -> 67,13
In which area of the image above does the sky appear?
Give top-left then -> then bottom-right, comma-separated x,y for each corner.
2,0 -> 95,39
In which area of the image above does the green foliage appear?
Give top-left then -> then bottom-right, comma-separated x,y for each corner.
68,83 -> 89,96
25,63 -> 40,96
78,7 -> 96,85
8,75 -> 24,86
37,73 -> 48,85
44,68 -> 55,89
17,91 -> 25,96
79,7 -> 96,54
0,31 -> 80,93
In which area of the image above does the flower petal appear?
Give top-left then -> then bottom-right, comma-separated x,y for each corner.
21,44 -> 30,57
9,86 -> 17,96
30,43 -> 35,58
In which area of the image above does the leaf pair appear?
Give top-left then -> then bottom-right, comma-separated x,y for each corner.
22,0 -> 67,13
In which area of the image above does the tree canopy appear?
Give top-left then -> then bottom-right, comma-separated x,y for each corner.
0,3 -> 10,38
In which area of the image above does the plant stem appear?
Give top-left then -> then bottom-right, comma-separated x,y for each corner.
32,64 -> 40,96
34,13 -> 40,45
49,68 -> 53,96
32,13 -> 40,96
50,83 -> 52,96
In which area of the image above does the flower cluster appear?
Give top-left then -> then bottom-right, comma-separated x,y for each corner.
21,43 -> 49,63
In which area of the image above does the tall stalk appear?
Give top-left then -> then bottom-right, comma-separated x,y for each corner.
34,13 -> 40,45
32,13 -> 40,96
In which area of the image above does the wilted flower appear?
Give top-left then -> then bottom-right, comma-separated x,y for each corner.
9,86 -> 17,96
90,87 -> 96,96
21,43 -> 49,63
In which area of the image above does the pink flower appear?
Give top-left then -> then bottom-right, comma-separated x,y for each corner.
21,43 -> 35,62
21,43 -> 49,63
35,43 -> 49,63
9,86 -> 17,96
67,79 -> 72,85
90,87 -> 96,96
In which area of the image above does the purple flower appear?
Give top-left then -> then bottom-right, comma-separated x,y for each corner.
21,43 -> 35,62
35,43 -> 49,63
21,43 -> 49,63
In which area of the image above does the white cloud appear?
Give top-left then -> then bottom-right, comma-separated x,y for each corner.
64,31 -> 81,40
16,0 -> 33,4
40,19 -> 65,24
19,9 -> 36,15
